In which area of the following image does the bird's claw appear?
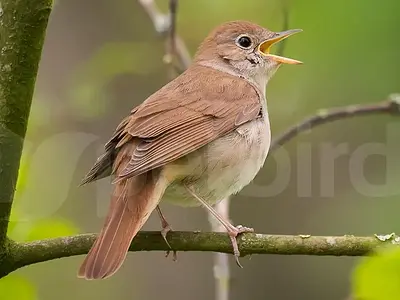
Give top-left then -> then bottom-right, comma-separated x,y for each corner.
160,223 -> 178,261
228,225 -> 254,268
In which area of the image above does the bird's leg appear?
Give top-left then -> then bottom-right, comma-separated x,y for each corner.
185,185 -> 254,267
156,205 -> 173,246
156,205 -> 177,261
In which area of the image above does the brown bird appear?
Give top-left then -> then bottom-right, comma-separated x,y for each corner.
78,20 -> 302,280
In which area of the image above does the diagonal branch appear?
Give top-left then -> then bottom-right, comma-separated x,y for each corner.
270,94 -> 400,151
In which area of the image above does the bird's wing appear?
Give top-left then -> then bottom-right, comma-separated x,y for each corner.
114,64 -> 262,180
82,64 -> 262,184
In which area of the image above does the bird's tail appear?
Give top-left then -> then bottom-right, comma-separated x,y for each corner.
78,171 -> 166,280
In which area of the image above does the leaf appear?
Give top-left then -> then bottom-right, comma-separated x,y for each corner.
352,246 -> 400,300
0,275 -> 37,300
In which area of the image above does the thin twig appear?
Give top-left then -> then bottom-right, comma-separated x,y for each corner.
270,94 -> 400,152
174,36 -> 192,69
137,0 -> 170,34
137,0 -> 191,72
164,0 -> 179,77
167,0 -> 177,56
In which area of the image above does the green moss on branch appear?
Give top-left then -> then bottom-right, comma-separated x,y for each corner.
0,0 -> 53,246
0,231 -> 394,278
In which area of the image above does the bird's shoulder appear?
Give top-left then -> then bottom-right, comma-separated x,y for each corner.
107,64 -> 262,150
132,64 -> 260,119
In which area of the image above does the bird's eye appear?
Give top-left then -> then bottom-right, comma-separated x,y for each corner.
236,35 -> 252,49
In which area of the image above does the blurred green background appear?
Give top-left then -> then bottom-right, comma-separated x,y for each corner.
2,0 -> 400,299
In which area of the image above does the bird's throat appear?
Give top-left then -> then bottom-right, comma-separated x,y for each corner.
197,60 -> 268,98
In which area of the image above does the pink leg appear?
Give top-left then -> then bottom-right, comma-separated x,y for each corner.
185,186 -> 254,267
156,205 -> 177,261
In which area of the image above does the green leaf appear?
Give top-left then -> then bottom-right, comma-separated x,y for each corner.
0,275 -> 37,300
352,246 -> 400,300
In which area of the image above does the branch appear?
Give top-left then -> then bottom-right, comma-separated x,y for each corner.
167,0 -> 177,58
138,0 -> 191,71
0,0 -> 53,248
270,94 -> 400,151
4,232 -> 399,277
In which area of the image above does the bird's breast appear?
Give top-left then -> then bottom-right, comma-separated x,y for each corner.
163,115 -> 271,207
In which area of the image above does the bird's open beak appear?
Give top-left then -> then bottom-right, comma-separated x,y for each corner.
258,29 -> 303,64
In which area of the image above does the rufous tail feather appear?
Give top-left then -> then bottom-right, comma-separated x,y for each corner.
78,171 -> 165,280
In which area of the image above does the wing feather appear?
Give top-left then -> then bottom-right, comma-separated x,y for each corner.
83,64 -> 262,184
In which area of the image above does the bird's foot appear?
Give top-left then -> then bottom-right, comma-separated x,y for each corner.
161,224 -> 177,261
227,225 -> 254,268
156,206 -> 177,261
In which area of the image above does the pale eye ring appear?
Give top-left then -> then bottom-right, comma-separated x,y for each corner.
235,35 -> 253,49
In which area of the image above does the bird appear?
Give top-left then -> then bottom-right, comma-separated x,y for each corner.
78,20 -> 302,280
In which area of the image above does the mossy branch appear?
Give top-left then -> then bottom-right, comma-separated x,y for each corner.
0,231 -> 397,278
0,0 -> 53,247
